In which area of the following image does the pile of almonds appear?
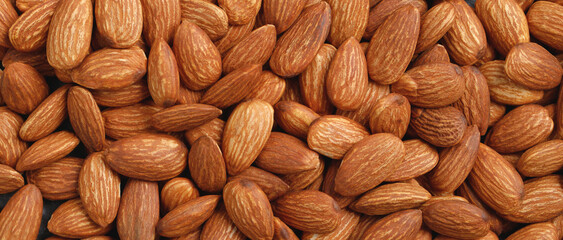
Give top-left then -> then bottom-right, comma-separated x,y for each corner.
0,0 -> 562,239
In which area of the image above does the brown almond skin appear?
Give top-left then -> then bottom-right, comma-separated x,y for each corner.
557,80 -> 563,139
27,157 -> 83,200
410,106 -> 467,148
229,166 -> 290,201
224,178 -> 274,240
274,190 -> 340,233
68,86 -> 106,152
174,20 -> 222,91
360,209 -> 422,240
337,81 -> 390,127
475,0 -> 529,56
149,104 -> 222,132
301,209 -> 360,240
0,164 -> 24,194
148,38 -> 179,107
280,79 -> 303,103
16,131 -> 80,172
2,48 -> 55,76
506,222 -> 559,240
71,47 -> 147,90
200,64 -> 262,109
468,143 -> 524,215
307,115 -> 369,159
326,37 -> 368,111
385,139 -> 439,181
188,135 -> 226,193
517,140 -> 563,177
452,66 -> 491,135
139,0 -> 181,46
91,80 -> 150,107
48,198 -> 112,238
0,0 -> 18,48
369,93 -> 411,138
505,42 -> 563,90
157,195 -> 220,237
214,17 -> 255,54
8,0 -> 58,52
486,104 -> 553,153
176,86 -> 203,105
348,215 -> 380,240
95,0 -> 143,48
427,125 -> 480,194
117,179 -> 159,240
422,200 -> 490,239
218,0 -> 261,25
201,204 -> 246,240
350,182 -> 431,215
274,100 -> 321,139
392,63 -> 465,108
367,5 -> 419,85
180,0 -> 228,41
263,0 -> 305,34
273,216 -> 300,240
325,0 -> 369,48
415,2 -> 456,53
282,158 -> 325,191
185,118 -> 224,146
222,24 -> 277,74
335,133 -> 405,196
1,62 -> 49,115
46,0 -> 93,70
363,0 -> 427,40
160,177 -> 199,213
256,132 -> 320,175
0,107 -> 27,168
102,104 -> 162,140
527,1 -> 563,51
412,44 -> 451,67
0,185 -> 43,240
299,44 -> 336,115
270,1 -> 331,78
20,85 -> 70,142
479,60 -> 543,105
245,70 -> 286,106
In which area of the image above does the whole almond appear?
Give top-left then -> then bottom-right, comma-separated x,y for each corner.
91,80 -> 150,107
147,38 -> 179,107
1,62 -> 49,114
0,0 -> 18,48
48,198 -> 112,238
273,216 -> 300,240
325,0 -> 369,47
149,104 -> 222,132
27,157 -> 83,200
337,81 -> 390,127
139,0 -> 181,46
363,0 -> 427,39
413,44 -> 451,67
307,115 -> 369,159
222,99 -> 274,175
117,179 -> 159,240
505,42 -> 563,90
368,93 -> 411,138
486,104 -> 553,153
218,0 -> 261,25
0,107 -> 27,168
263,0 -> 305,34
299,44 -> 337,115
517,140 -> 563,177
213,17 -> 255,54
188,135 -> 226,193
68,86 -> 106,152
102,104 -> 162,139
348,215 -> 380,240
46,0 -> 93,70
256,132 -> 320,174
269,1 -> 331,77
94,0 -> 143,48
160,177 -> 199,213
302,210 -> 360,240
410,106 -> 467,148
200,64 -> 262,109
79,152 -> 121,227
360,209 -> 422,240
229,166 -> 290,201
274,190 -> 340,233
526,1 -> 563,51
16,0 -> 44,12
16,131 -> 80,172
185,118 -> 224,146
173,21 -> 222,91
479,60 -> 543,105
105,133 -> 187,181
326,37 -> 368,111
422,200 -> 490,239
506,222 -> 559,240
222,24 -> 277,74
452,66 -> 491,135
201,204 -> 246,240
8,0 -> 58,52
0,164 -> 24,194
157,195 -> 220,237
274,100 -> 321,140
223,178 -> 275,240
245,70 -> 286,105
367,4 -> 419,85
282,158 -> 325,191
350,182 -> 431,215
385,139 -> 439,181
2,48 -> 55,76
415,2 -> 456,53
0,184 -> 43,240
179,0 -> 228,41
335,133 -> 405,196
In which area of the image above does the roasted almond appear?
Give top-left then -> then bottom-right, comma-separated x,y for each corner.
199,64 -> 262,109
1,62 -> 49,115
117,179 -> 160,240
385,139 -> 439,182
516,140 -> 563,177
218,0 -> 261,25
179,0 -> 228,41
48,198 -> 112,238
273,190 -> 340,233
422,200 -> 490,239
526,1 -> 563,51
201,204 -> 246,240
479,60 -> 543,105
68,86 -> 106,152
245,70 -> 286,105
336,81 -> 390,127
8,0 -> 58,52
307,115 -> 369,159
157,195 -> 220,237
185,118 -> 224,146
91,79 -> 150,107
147,38 -> 179,107
506,222 -> 559,240
0,164 -> 24,194
229,166 -> 290,201
0,107 -> 27,168
149,103 -> 221,132
415,2 -> 456,53
409,106 -> 467,148
301,209 -> 360,240
263,0 -> 305,34
188,135 -> 226,193
0,184 -> 43,240
256,132 -> 319,175
325,0 -> 369,48
368,93 -> 411,138
299,43 -> 337,115
452,66 -> 491,135
360,209 -> 422,239
94,0 -> 143,48
139,0 -> 181,46
505,42 -> 563,90
350,182 -> 431,215
222,24 -> 277,74
16,131 -> 80,172
160,177 -> 199,213
27,157 -> 83,200
412,44 -> 451,67
102,104 -> 162,140
0,0 -> 18,48
274,100 -> 321,139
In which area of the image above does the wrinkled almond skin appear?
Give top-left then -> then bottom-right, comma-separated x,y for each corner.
517,140 -> 563,177
229,166 -> 290,201
415,2 -> 456,53
256,132 -> 320,175
245,70 -> 286,105
335,133 -> 405,196
218,0 -> 261,25
117,179 -> 159,240
480,60 -> 543,105
0,184 -> 43,240
214,17 -> 255,54
413,44 -> 451,67
299,44 -> 336,115
526,1 -> 563,51
179,0 -> 228,41
385,139 -> 439,181
2,48 -> 55,76
301,209 -> 360,240
391,63 -> 465,108
188,135 -> 226,193
263,0 -> 305,34
48,198 -> 112,238
336,81 -> 390,127
0,164 -> 24,194
273,216 -> 300,240
0,107 -> 27,168
326,37 -> 368,111
274,190 -> 340,233
1,62 -> 49,115
27,157 -> 83,200
95,0 -> 143,48
140,0 -> 181,46
486,104 -> 553,153
369,93 -> 411,138
350,182 -> 431,215
149,104 -> 222,132
274,100 -> 321,140
201,204 -> 246,240
79,152 -> 121,227
8,0 -> 58,52
222,24 -> 277,74
223,178 -> 275,240
505,42 -> 563,90
360,209 -> 422,240
20,85 -> 70,142
160,177 -> 199,213
422,200 -> 490,239
68,86 -> 106,152
325,0 -> 369,48
282,158 -> 325,191
174,21 -> 222,91
46,0 -> 93,70
91,80 -> 150,107
157,195 -> 220,237
452,66 -> 490,135
506,222 -> 559,240
185,118 -> 224,146
363,0 -> 427,40
410,107 -> 467,148
16,131 -> 80,172
307,115 -> 369,159
0,0 -> 18,48
270,2 -> 331,78
102,104 -> 162,140
200,64 -> 262,109
147,38 -> 179,107
367,4 -> 419,85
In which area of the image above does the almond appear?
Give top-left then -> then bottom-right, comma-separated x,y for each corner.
326,37 -> 368,111
91,79 -> 150,107
486,104 -> 553,153
229,166 -> 290,201
16,0 -> 44,12
415,1 -> 456,53
173,20 -> 222,90
517,140 -> 563,177
475,0 -> 529,56
199,64 -> 262,109
282,158 -> 325,191
488,102 -> 506,127
46,0 -> 93,70
104,133 -> 187,181
301,209 -> 360,240
256,132 -> 320,174
8,0 -> 58,52
452,66 -> 491,135
214,17 -> 255,54
223,178 -> 275,240
0,164 -> 24,194
360,209 -> 422,240
273,217 -> 300,240
299,44 -> 337,115
0,107 -> 27,168
367,4 -> 419,85
479,60 -> 543,105
409,106 -> 467,148
79,152 -> 121,227
322,160 -> 355,208
222,24 -> 276,73
422,200 -> 490,239
201,204 -> 246,240
147,38 -> 179,107
0,0 -> 18,48
179,0 -> 228,41
280,79 -> 304,103
325,0 -> 369,47
263,0 -> 305,34
1,62 -> 49,114
363,0 -> 427,39
102,104 -> 162,140
269,1 -> 331,77
185,118 -> 224,146
506,222 -> 559,240
48,198 -> 112,238
307,115 -> 369,159
27,157 -> 82,200
350,182 -> 431,215
16,131 -> 80,171
188,135 -> 226,193
117,179 -> 160,240
139,0 -> 181,46
222,99 -> 274,175
336,81 -> 390,127
391,63 -> 465,108
218,0 -> 261,25
149,103 -> 221,132
385,139 -> 439,182
94,0 -> 142,48
0,184 -> 43,240
274,190 -> 340,233
2,48 -> 55,76
368,93 -> 411,138
245,70 -> 286,105
68,86 -> 106,152
412,44 -> 450,67
177,86 -> 203,105
335,133 -> 405,196
157,195 -> 220,237
274,100 -> 321,139
505,42 -> 563,90
348,215 -> 380,240
160,177 -> 199,213
526,1 -> 563,51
